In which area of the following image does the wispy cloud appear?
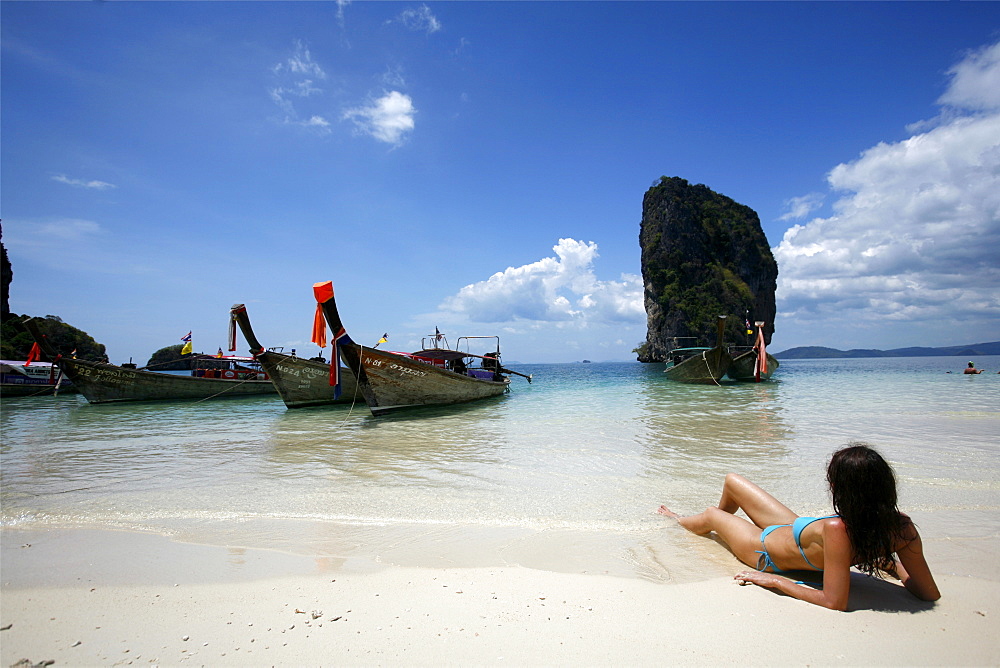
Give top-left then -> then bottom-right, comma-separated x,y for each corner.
440,238 -> 644,325
778,193 -> 823,221
52,175 -> 116,190
4,217 -> 156,276
395,4 -> 442,34
335,0 -> 351,29
343,91 -> 416,145
269,40 -> 331,133
774,40 -> 1000,338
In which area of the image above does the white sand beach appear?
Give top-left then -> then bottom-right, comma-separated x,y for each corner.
2,527 -> 997,667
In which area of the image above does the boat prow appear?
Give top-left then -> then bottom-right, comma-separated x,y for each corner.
230,303 -> 360,408
313,280 -> 521,416
727,320 -> 778,382
663,316 -> 732,384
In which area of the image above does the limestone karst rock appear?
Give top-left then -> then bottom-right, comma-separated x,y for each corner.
637,176 -> 777,363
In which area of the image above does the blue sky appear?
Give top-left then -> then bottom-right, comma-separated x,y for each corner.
2,2 -> 998,364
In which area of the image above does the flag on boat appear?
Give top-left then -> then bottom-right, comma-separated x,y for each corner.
180,331 -> 193,356
70,348 -> 77,358
217,348 -> 224,358
378,333 -> 388,344
24,342 -> 42,366
745,318 -> 753,335
435,327 -> 443,341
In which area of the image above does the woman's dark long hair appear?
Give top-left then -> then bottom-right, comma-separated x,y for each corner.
827,443 -> 905,577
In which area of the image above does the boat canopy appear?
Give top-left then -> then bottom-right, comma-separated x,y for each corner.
411,349 -> 474,362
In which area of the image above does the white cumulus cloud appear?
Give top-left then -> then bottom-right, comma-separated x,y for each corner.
343,91 -> 416,145
441,238 -> 645,325
774,40 -> 1000,343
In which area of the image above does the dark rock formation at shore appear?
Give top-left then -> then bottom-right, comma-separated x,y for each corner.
1,224 -> 12,321
637,177 -> 777,363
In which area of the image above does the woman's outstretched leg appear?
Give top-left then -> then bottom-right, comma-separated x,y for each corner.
659,505 -> 772,568
658,473 -> 800,568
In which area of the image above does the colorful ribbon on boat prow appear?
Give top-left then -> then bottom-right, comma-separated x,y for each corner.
311,281 -> 333,349
755,323 -> 768,382
312,281 -> 349,399
228,306 -> 241,353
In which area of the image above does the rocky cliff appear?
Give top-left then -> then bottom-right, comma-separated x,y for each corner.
637,176 -> 777,363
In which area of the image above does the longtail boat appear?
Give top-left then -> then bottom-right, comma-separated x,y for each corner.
663,316 -> 732,384
728,320 -> 778,382
229,303 -> 360,408
22,318 -> 277,404
0,360 -> 77,396
312,280 -> 530,416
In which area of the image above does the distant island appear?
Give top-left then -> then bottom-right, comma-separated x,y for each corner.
774,342 -> 1000,359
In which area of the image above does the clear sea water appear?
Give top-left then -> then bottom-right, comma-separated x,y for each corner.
2,356 -> 998,583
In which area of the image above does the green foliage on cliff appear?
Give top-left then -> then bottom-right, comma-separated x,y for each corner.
0,314 -> 107,362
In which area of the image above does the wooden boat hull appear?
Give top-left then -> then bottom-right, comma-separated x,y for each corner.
21,317 -> 277,404
251,351 -> 360,408
313,283 -> 510,416
338,343 -> 509,416
664,347 -> 732,384
54,357 -> 277,404
230,303 -> 359,408
728,350 -> 779,382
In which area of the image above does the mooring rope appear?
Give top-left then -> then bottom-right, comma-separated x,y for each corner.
703,350 -> 722,386
333,344 -> 365,425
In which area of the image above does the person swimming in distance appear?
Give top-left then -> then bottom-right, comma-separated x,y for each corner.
658,443 -> 940,611
964,361 -> 983,374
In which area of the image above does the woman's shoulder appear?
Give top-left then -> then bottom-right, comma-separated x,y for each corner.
897,513 -> 920,542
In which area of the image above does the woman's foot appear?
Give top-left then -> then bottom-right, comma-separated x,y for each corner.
657,505 -> 680,518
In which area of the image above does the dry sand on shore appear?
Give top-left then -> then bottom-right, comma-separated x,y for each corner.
2,528 -> 998,667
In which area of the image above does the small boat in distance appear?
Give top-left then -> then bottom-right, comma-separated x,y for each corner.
0,360 -> 77,396
312,280 -> 530,416
728,320 -> 778,382
22,317 -> 277,404
663,316 -> 732,384
229,303 -> 360,408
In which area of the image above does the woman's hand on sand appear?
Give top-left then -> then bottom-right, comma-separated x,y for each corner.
734,570 -> 780,588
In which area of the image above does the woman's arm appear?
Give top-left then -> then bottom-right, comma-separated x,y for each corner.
895,529 -> 941,601
732,568 -> 850,611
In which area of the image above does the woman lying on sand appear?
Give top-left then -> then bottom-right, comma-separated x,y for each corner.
659,443 -> 940,611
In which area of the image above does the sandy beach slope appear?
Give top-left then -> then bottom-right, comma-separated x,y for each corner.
2,529 -> 997,667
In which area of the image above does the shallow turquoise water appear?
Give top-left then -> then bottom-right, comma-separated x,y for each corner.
2,356 -> 997,581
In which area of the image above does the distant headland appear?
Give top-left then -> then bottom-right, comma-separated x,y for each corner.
774,342 -> 1000,359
